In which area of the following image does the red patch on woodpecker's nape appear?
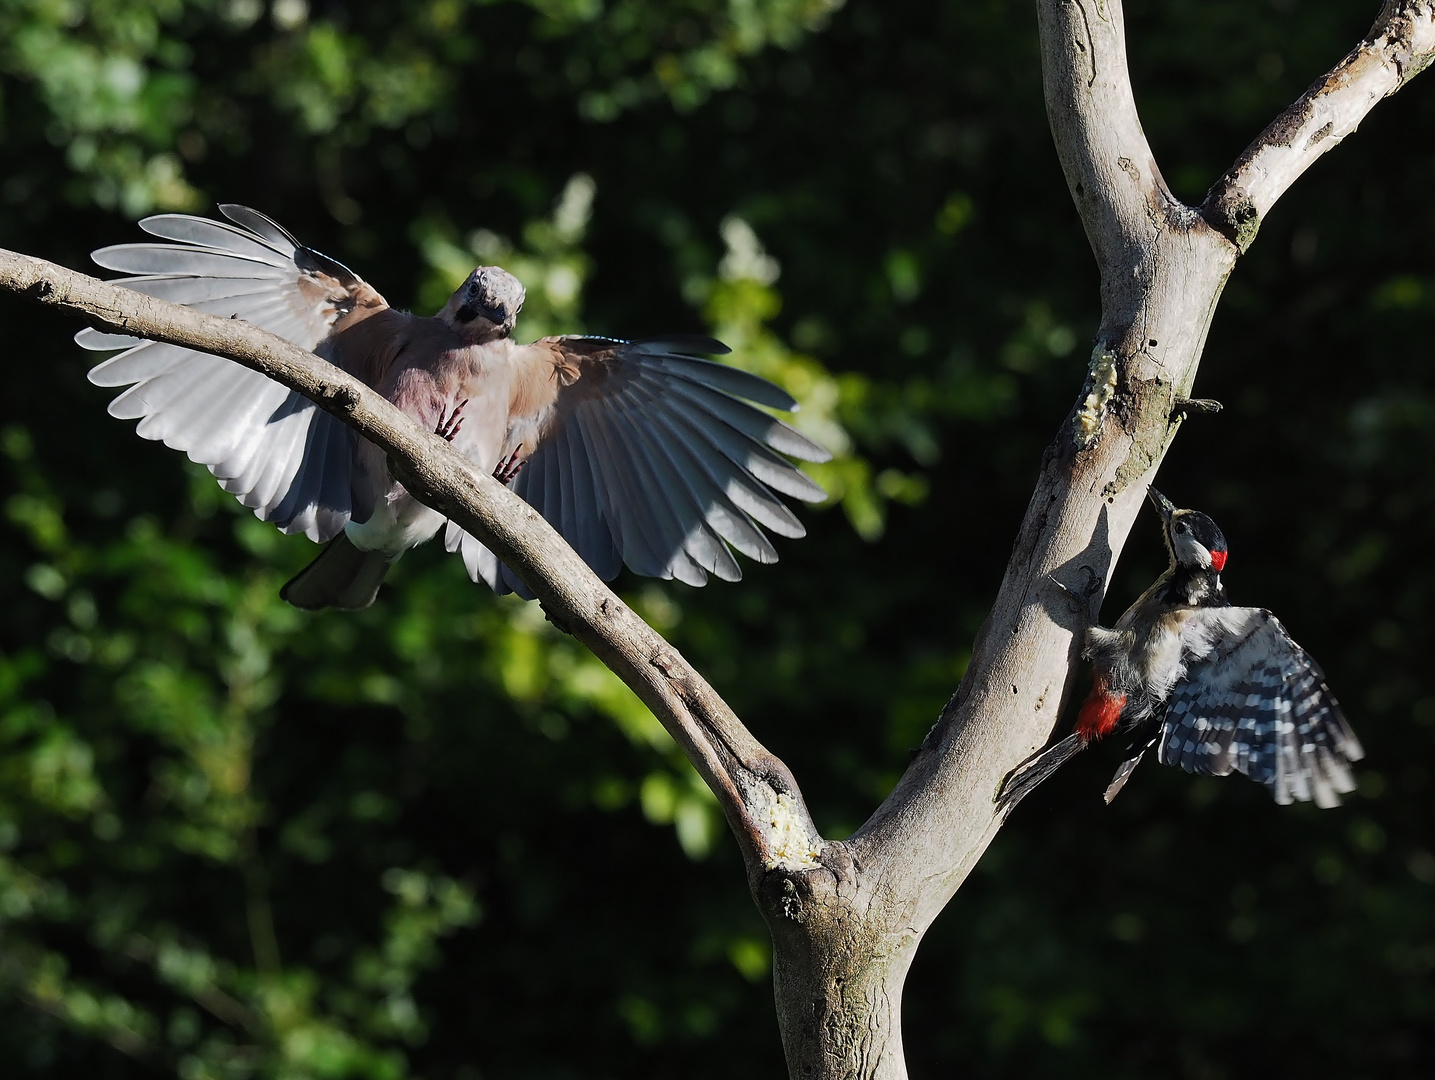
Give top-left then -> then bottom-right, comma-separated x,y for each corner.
1076,672 -> 1126,742
1209,549 -> 1228,572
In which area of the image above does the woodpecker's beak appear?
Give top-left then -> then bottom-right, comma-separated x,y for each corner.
1147,486 -> 1177,524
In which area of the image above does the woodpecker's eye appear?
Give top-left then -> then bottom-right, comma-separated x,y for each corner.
1173,521 -> 1188,534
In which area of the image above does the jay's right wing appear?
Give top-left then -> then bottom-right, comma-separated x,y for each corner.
78,205 -> 387,542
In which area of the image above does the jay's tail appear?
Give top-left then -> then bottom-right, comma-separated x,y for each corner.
281,534 -> 391,610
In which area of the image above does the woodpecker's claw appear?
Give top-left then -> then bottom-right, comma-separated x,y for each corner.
1171,397 -> 1222,420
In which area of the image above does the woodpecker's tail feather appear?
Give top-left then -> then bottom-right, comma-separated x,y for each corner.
996,733 -> 1086,813
280,534 -> 391,610
1103,734 -> 1158,804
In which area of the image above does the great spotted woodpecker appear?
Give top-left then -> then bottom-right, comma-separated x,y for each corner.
998,488 -> 1364,811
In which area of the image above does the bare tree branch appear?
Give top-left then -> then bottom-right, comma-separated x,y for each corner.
1204,0 -> 1435,251
0,248 -> 824,887
1033,0 -> 1183,305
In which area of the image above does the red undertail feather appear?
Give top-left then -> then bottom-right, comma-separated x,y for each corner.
1210,549 -> 1227,572
1076,672 -> 1126,742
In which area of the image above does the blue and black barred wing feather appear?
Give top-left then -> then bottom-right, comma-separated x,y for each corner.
1157,608 -> 1363,807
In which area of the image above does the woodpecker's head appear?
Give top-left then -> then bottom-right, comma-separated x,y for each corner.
440,266 -> 525,342
1149,487 -> 1228,574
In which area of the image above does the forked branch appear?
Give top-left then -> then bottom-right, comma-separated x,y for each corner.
854,0 -> 1435,923
762,3 -> 1435,1073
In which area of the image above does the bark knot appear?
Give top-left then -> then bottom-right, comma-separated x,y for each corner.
317,383 -> 360,411
1200,190 -> 1261,253
1305,121 -> 1334,149
650,649 -> 682,679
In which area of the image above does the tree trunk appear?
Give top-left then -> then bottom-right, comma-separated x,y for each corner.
763,844 -> 916,1080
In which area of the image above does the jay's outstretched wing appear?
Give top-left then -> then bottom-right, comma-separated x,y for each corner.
443,335 -> 831,598
78,205 -> 388,541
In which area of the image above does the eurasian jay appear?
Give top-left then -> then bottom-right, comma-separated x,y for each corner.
78,206 -> 829,609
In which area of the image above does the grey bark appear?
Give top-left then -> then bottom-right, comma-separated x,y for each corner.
0,2 -> 1431,1078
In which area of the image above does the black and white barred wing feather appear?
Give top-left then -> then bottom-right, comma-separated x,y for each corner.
1160,608 -> 1364,807
77,205 -> 379,542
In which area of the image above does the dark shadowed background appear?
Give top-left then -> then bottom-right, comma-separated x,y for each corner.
1,0 -> 1431,1076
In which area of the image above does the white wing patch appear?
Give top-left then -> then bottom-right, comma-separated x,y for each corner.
1158,607 -> 1363,807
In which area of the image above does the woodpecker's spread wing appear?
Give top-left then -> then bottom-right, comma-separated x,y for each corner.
1158,608 -> 1363,807
448,334 -> 832,598
79,205 -> 388,541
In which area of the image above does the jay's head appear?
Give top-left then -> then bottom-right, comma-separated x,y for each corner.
444,266 -> 525,341
1149,487 -> 1228,574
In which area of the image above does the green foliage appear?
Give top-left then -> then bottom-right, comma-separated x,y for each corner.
0,0 -> 203,213
503,0 -> 848,117
1,0 -> 1434,1077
